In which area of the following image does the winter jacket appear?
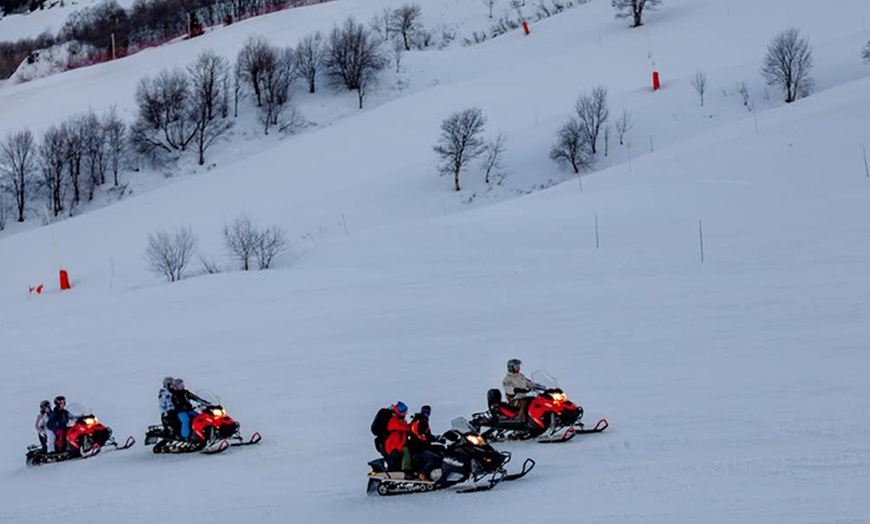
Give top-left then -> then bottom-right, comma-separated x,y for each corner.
159,388 -> 175,416
171,389 -> 199,413
35,413 -> 50,433
408,414 -> 434,453
384,414 -> 410,454
503,371 -> 536,401
47,408 -> 70,431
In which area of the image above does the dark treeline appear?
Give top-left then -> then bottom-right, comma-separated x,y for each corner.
0,0 -> 330,79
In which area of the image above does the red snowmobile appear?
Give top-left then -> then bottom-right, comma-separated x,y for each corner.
470,371 -> 608,443
26,404 -> 135,467
144,391 -> 261,454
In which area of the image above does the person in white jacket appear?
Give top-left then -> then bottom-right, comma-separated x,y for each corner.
159,377 -> 176,430
35,400 -> 54,453
502,359 -> 537,424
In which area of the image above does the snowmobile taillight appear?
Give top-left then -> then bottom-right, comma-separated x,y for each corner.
465,434 -> 485,446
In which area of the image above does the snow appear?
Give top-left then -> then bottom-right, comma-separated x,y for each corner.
2,0 -> 870,522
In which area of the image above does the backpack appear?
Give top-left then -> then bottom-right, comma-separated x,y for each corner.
371,407 -> 393,438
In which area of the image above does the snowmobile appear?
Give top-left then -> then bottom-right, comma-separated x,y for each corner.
366,417 -> 535,496
470,371 -> 609,443
26,403 -> 135,467
144,391 -> 261,454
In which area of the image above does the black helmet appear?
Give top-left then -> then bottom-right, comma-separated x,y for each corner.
54,395 -> 66,406
40,400 -> 50,410
507,359 -> 522,372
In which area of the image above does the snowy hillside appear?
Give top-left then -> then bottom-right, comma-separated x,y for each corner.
2,0 -> 870,523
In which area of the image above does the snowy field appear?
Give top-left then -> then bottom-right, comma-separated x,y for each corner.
1,0 -> 870,523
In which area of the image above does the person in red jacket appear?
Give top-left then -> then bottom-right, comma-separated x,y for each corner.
384,401 -> 415,479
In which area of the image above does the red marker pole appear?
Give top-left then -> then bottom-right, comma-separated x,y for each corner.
652,71 -> 661,91
523,20 -> 530,35
43,206 -> 71,291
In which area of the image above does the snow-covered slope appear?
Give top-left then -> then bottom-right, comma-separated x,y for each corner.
1,1 -> 869,522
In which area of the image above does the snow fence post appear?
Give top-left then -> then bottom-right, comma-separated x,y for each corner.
698,220 -> 705,264
43,206 -> 71,291
595,214 -> 600,250
862,143 -> 869,178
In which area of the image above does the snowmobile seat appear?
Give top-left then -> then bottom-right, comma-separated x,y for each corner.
487,388 -> 520,418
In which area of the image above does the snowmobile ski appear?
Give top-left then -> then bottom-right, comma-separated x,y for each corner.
229,432 -> 261,447
201,439 -> 229,455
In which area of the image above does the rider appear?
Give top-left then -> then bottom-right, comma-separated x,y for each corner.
35,400 -> 53,453
383,401 -> 415,479
408,404 -> 440,481
47,396 -> 70,452
171,378 -> 203,441
503,359 -> 536,424
159,376 -> 176,431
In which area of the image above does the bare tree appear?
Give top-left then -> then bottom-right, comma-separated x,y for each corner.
296,32 -> 325,94
391,36 -> 405,73
81,110 -> 108,201
103,106 -> 127,186
39,124 -> 69,216
691,68 -> 708,106
0,195 -> 8,230
483,0 -> 497,19
862,40 -> 870,64
189,51 -> 234,162
63,117 -> 85,209
550,118 -> 593,174
254,225 -> 288,269
325,17 -> 387,107
761,27 -> 813,103
189,50 -> 229,122
223,214 -> 259,271
388,3 -> 422,51
144,226 -> 198,282
0,129 -> 37,222
574,86 -> 609,154
237,35 -> 272,107
614,109 -> 633,145
433,107 -> 488,191
482,132 -> 507,184
131,68 -> 198,155
257,46 -> 297,134
612,0 -> 661,28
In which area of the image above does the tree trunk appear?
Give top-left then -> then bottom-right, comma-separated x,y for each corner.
453,169 -> 461,191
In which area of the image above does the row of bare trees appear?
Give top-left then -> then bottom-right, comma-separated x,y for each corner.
0,108 -> 127,224
144,215 -> 288,281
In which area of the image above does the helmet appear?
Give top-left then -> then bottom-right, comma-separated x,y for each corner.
54,395 -> 66,406
507,359 -> 522,373
172,378 -> 185,390
163,376 -> 174,388
393,401 -> 408,416
420,405 -> 431,417
40,400 -> 50,410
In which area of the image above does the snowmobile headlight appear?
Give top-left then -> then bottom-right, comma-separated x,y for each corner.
84,417 -> 97,426
552,392 -> 566,402
465,434 -> 485,446
210,408 -> 225,417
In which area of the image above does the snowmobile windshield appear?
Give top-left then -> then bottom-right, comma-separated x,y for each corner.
194,390 -> 221,406
450,417 -> 477,434
66,403 -> 93,418
530,370 -> 559,389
